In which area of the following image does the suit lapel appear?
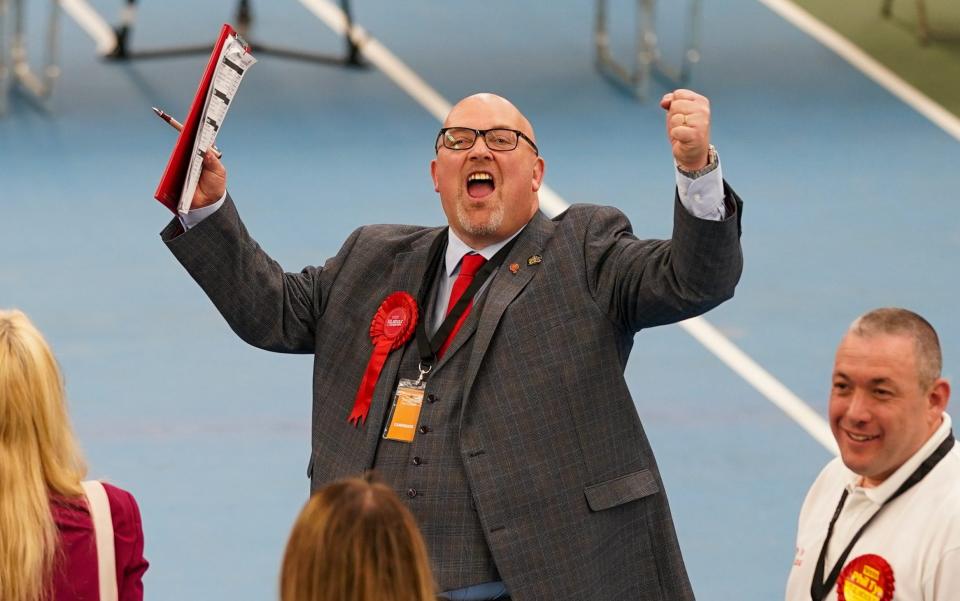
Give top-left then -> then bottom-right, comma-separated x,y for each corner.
388,232 -> 442,303
458,212 -> 556,423
360,227 -> 444,446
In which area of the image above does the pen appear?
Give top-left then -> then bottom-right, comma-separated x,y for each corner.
152,106 -> 223,159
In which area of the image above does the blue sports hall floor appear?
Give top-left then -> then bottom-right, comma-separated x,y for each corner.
2,0 -> 957,598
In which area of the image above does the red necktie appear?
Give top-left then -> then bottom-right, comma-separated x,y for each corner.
437,253 -> 487,358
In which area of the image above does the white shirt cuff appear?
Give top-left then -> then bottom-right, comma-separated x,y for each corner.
675,160 -> 725,221
178,192 -> 226,231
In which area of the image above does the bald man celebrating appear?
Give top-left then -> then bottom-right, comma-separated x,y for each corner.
162,91 -> 743,600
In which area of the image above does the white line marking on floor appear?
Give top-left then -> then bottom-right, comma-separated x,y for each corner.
301,0 -> 838,454
59,0 -> 117,56
758,0 -> 960,142
681,318 -> 837,452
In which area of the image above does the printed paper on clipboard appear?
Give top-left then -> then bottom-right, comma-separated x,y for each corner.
154,24 -> 257,215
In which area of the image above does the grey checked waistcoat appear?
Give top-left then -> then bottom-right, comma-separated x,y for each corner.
371,288 -> 499,592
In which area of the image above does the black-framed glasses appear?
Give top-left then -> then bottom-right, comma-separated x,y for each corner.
435,127 -> 539,156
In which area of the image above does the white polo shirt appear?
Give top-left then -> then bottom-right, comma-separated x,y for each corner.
785,414 -> 960,601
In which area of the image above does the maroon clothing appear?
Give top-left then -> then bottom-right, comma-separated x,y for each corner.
50,482 -> 148,600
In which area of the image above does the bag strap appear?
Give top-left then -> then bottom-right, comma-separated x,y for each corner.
81,481 -> 119,601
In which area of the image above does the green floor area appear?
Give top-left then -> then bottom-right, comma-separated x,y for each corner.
789,0 -> 960,117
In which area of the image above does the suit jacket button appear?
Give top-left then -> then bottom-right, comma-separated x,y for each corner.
412,456 -> 422,466
419,425 -> 430,434
407,488 -> 417,498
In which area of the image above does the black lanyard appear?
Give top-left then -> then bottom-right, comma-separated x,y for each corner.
810,431 -> 955,601
413,230 -> 519,370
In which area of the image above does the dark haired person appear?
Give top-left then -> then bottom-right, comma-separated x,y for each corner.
786,308 -> 958,601
280,474 -> 435,601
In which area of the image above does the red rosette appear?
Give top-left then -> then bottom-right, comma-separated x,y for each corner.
348,292 -> 418,426
369,292 -> 418,348
837,554 -> 894,601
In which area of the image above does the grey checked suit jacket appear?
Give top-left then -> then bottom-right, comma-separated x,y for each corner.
163,185 -> 743,601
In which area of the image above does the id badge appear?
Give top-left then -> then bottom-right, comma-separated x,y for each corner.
383,378 -> 425,442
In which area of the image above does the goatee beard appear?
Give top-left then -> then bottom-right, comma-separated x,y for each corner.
456,198 -> 504,238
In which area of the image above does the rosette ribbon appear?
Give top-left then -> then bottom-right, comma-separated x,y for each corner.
837,554 -> 894,601
348,292 -> 418,426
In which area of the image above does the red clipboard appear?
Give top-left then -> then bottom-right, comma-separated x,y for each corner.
154,23 -> 236,214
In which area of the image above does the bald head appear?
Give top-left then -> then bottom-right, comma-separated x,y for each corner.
430,92 -> 545,249
444,93 -> 537,144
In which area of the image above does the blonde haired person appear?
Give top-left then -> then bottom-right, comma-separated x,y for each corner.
0,309 -> 148,601
281,473 -> 436,601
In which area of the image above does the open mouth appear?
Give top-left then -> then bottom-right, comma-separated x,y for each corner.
846,431 -> 880,443
466,171 -> 495,199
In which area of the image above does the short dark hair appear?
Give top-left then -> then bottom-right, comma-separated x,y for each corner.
848,307 -> 942,389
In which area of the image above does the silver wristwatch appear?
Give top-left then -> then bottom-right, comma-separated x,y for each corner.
676,144 -> 718,179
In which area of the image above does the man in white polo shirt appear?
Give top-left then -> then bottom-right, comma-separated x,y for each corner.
786,307 -> 959,601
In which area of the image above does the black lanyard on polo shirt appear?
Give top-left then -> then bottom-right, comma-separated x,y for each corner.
413,230 -> 519,370
810,431 -> 955,601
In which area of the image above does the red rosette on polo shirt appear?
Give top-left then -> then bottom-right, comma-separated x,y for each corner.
347,292 -> 418,426
837,554 -> 894,601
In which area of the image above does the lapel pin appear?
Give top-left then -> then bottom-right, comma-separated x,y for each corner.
527,255 -> 542,266
509,263 -> 520,274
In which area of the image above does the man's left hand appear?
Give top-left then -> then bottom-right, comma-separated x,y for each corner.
660,89 -> 711,172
